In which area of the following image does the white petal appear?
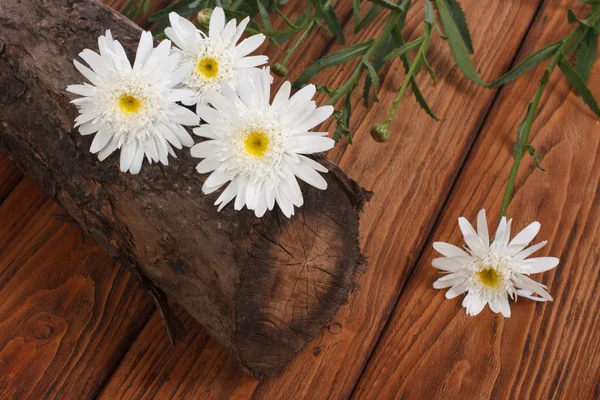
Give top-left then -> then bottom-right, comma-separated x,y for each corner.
98,136 -> 118,161
291,106 -> 334,133
120,141 -> 137,172
203,168 -> 232,190
235,34 -> 266,58
190,140 -> 220,159
170,106 -> 199,126
462,294 -> 486,316
476,209 -> 489,247
458,217 -> 487,254
133,31 -> 154,71
214,179 -> 240,211
293,136 -> 335,154
509,221 -> 540,250
514,240 -> 547,261
195,156 -> 220,174
433,242 -> 470,258
445,283 -> 468,299
193,125 -> 219,139
289,161 -> 327,190
129,145 -> 145,175
236,55 -> 269,68
74,60 -> 102,86
90,129 -> 113,153
272,81 -> 291,111
231,17 -> 250,45
209,7 -> 226,38
521,257 -> 559,274
197,106 -> 222,124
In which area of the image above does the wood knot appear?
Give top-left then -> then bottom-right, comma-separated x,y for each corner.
328,323 -> 342,334
25,312 -> 67,345
445,359 -> 471,391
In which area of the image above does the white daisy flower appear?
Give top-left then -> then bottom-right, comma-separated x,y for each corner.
190,67 -> 335,218
165,8 -> 268,109
67,30 -> 199,174
433,209 -> 559,317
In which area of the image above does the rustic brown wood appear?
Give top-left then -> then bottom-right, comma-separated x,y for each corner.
0,0 -> 367,376
353,0 -> 600,398
97,0 -> 552,396
0,155 -> 21,203
98,303 -> 258,399
0,177 -> 154,398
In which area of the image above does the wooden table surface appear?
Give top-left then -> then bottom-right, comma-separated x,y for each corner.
1,0 -> 599,398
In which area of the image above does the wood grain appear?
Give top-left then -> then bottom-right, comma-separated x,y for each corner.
0,178 -> 154,399
99,0 -> 551,396
353,0 -> 600,398
251,0 -> 546,398
0,155 -> 21,203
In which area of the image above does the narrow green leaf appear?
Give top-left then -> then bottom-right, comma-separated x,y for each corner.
575,31 -> 599,82
363,59 -> 380,103
438,0 -> 474,54
424,0 -> 435,25
487,40 -> 562,88
383,37 -> 423,62
392,27 -> 440,120
368,0 -> 406,12
149,0 -> 201,22
294,40 -> 374,87
558,58 -> 600,117
355,4 -> 382,33
312,0 -> 345,43
257,0 -> 274,31
353,0 -> 361,26
435,0 -> 486,85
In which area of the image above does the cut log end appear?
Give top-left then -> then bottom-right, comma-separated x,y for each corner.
235,162 -> 368,376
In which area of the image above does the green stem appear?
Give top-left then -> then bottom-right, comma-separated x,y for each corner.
326,0 -> 411,105
499,6 -> 600,217
280,19 -> 316,66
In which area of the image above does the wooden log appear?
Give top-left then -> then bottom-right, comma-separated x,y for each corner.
0,0 -> 369,377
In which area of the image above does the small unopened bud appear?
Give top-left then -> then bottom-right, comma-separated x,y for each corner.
370,124 -> 389,143
197,9 -> 213,27
271,63 -> 288,77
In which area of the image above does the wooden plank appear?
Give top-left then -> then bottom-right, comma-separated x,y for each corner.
98,304 -> 258,399
250,0 -> 546,398
0,178 -> 154,398
352,0 -> 600,397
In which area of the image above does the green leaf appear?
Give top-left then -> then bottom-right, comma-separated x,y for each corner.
368,0 -> 406,12
294,40 -> 374,87
558,58 -> 600,117
363,59 -> 380,103
312,0 -> 345,44
333,90 -> 354,143
424,0 -> 435,25
437,0 -> 474,54
435,0 -> 486,85
316,85 -> 338,96
353,0 -> 361,26
487,40 -> 562,88
149,0 -> 202,22
525,143 -> 546,171
575,30 -> 599,82
392,27 -> 440,120
257,0 -> 274,31
355,4 -> 382,33
383,37 -> 423,62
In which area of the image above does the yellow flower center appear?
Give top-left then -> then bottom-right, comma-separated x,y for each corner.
118,94 -> 142,114
244,131 -> 269,158
196,57 -> 219,79
477,267 -> 501,288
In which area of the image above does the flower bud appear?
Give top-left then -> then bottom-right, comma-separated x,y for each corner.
370,124 -> 389,143
271,63 -> 288,77
197,9 -> 213,27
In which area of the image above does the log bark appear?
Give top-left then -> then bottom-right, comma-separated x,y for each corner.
0,0 -> 369,376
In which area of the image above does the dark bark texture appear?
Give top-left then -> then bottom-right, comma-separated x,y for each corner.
0,0 -> 369,376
